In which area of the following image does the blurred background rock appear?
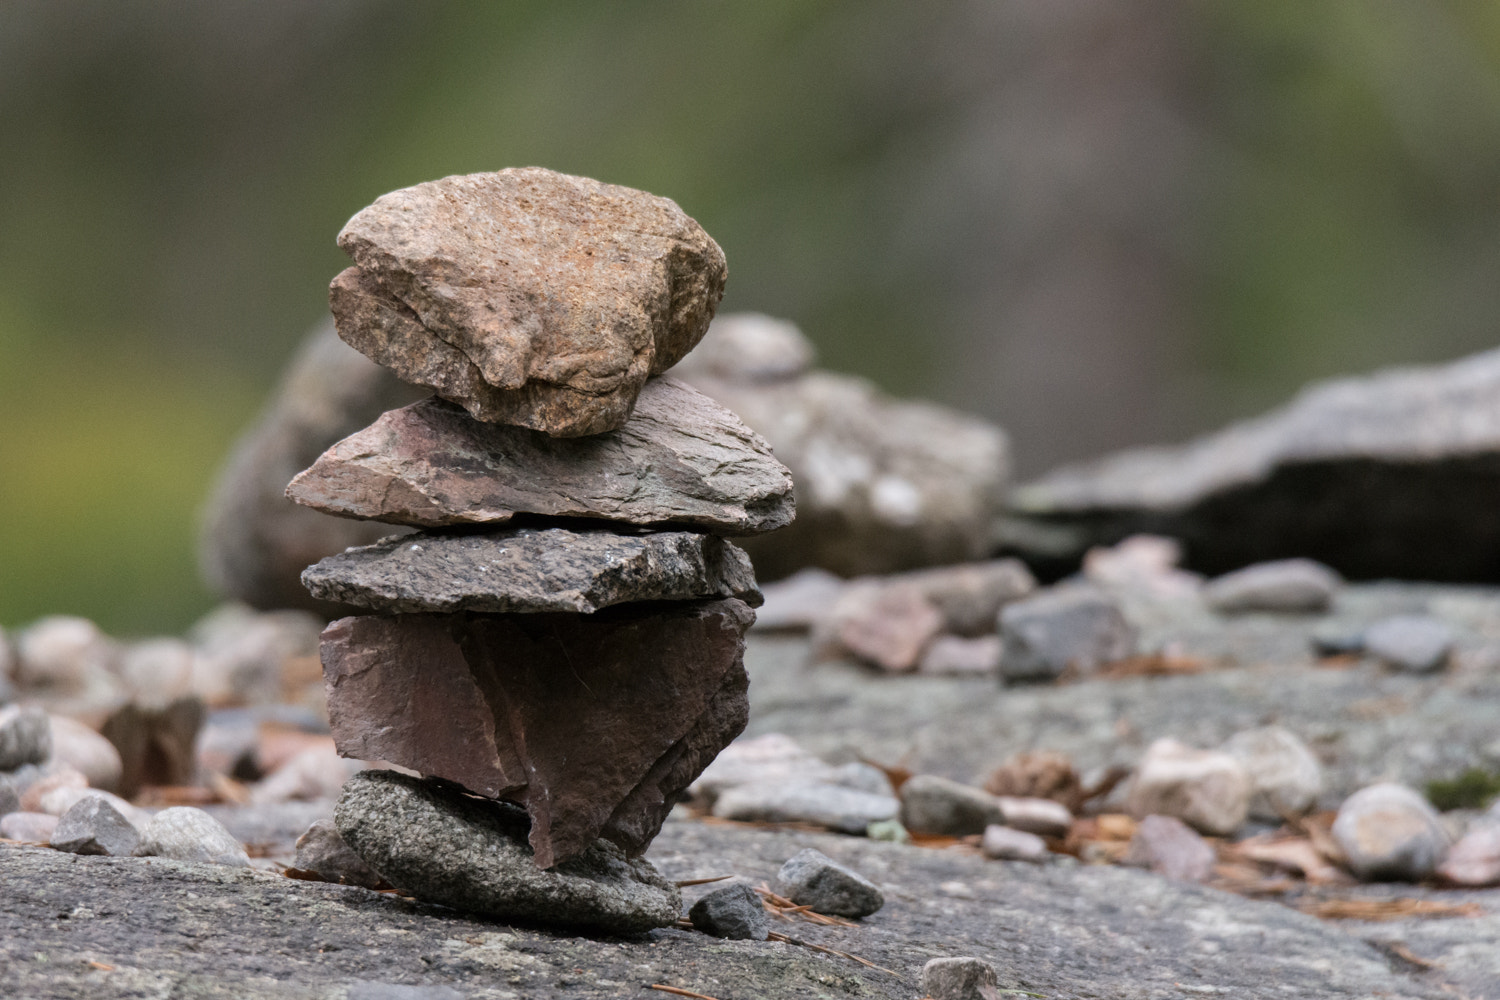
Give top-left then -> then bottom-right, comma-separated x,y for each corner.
4,0 -> 1500,633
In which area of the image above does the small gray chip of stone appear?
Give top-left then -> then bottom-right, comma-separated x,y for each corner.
688,881 -> 769,940
774,848 -> 884,918
50,794 -> 141,857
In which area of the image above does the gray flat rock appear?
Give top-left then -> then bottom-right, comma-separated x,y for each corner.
301,526 -> 761,614
286,377 -> 795,535
334,770 -> 681,935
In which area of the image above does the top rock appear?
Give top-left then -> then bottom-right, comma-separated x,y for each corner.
333,168 -> 726,437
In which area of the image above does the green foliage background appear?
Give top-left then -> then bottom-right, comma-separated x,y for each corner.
4,1 -> 1500,635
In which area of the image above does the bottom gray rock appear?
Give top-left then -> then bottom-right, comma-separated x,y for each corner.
334,770 -> 681,934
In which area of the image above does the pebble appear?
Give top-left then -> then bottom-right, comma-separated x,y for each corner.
294,818 -> 385,888
818,582 -> 944,672
137,806 -> 250,867
1220,726 -> 1323,821
865,818 -> 910,843
827,761 -> 895,798
13,615 -> 120,693
1436,823 -> 1500,887
39,785 -> 151,828
751,567 -> 846,631
1363,615 -> 1455,673
1202,559 -> 1341,614
47,715 -> 123,792
689,733 -> 835,805
1332,783 -> 1449,881
1126,738 -> 1252,836
775,848 -> 884,918
50,794 -> 142,857
980,824 -> 1049,862
251,743 -> 363,804
1122,814 -> 1216,882
18,762 -> 88,812
688,881 -> 769,940
996,796 -> 1074,838
118,638 -> 197,707
919,635 -> 1002,675
0,705 -> 53,771
1083,535 -> 1203,599
711,781 -> 899,834
922,956 -> 1000,1000
998,586 -> 1136,682
1,811 -> 58,842
900,774 -> 1006,836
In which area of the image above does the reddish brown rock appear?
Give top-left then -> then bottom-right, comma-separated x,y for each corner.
334,168 -> 726,437
321,598 -> 753,868
99,697 -> 205,798
286,377 -> 793,534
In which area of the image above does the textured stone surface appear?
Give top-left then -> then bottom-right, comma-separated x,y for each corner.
1203,558 -> 1341,614
138,807 -> 250,867
1333,783 -> 1449,882
287,377 -> 794,535
199,322 -> 426,614
922,956 -> 1000,1000
1009,347 -> 1500,582
1221,726 -> 1324,821
0,820 -> 1485,998
0,705 -> 51,770
998,585 -> 1135,681
302,526 -> 760,614
1122,814 -> 1215,882
775,848 -> 884,918
293,818 -> 386,889
687,881 -> 768,940
50,794 -> 141,857
899,775 -> 1005,837
709,781 -> 899,834
335,770 -> 681,933
334,168 -> 725,437
684,353 -> 1008,578
322,598 -> 753,867
1364,614 -> 1455,673
1126,739 -> 1251,836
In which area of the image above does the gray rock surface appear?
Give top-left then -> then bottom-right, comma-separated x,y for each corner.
1008,346 -> 1500,582
0,820 -> 1489,998
899,775 -> 1005,837
1221,725 -> 1324,821
775,847 -> 884,918
1333,783 -> 1450,882
1364,614 -> 1455,672
1203,558 -> 1341,614
0,705 -> 51,770
334,770 -> 681,934
199,322 -> 426,614
287,377 -> 795,535
687,880 -> 769,940
50,794 -> 141,857
293,818 -> 386,889
137,807 -> 250,867
710,781 -> 899,834
978,824 -> 1048,862
1122,814 -> 1215,882
998,585 -> 1135,681
922,956 -> 1000,1000
333,168 -> 725,437
682,318 -> 1008,579
302,526 -> 761,614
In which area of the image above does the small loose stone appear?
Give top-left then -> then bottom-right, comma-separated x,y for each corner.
688,881 -> 769,941
137,806 -> 251,867
922,956 -> 1000,1000
775,848 -> 884,919
980,825 -> 1049,862
50,794 -> 142,857
900,774 -> 1005,837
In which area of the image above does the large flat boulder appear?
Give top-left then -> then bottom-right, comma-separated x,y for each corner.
1007,348 -> 1500,580
286,376 -> 794,535
333,167 -> 726,437
321,598 -> 753,868
301,526 -> 760,614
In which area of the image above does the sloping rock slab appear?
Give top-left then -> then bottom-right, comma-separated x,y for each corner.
1008,348 -> 1500,580
322,599 -> 753,867
287,377 -> 794,535
334,770 -> 680,934
334,167 -> 725,437
302,526 -> 761,614
0,822 -> 1474,998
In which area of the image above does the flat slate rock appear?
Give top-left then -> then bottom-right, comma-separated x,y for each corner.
334,770 -> 680,935
286,376 -> 794,535
1007,347 -> 1500,581
334,167 -> 726,437
1,821 -> 1487,998
301,526 -> 761,614
322,598 -> 753,868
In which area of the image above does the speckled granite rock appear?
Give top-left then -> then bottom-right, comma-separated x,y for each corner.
301,526 -> 760,614
333,168 -> 725,437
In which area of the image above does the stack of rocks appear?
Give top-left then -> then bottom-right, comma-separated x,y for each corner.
283,169 -> 795,931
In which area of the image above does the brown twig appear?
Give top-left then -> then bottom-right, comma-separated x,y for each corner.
675,874 -> 734,887
766,930 -> 903,978
648,985 -> 725,1000
754,884 -> 858,927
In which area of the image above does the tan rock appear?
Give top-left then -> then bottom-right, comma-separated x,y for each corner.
1126,738 -> 1251,837
287,377 -> 793,534
334,168 -> 726,437
47,716 -> 123,793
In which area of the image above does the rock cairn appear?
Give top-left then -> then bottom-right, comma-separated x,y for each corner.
283,168 -> 794,926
